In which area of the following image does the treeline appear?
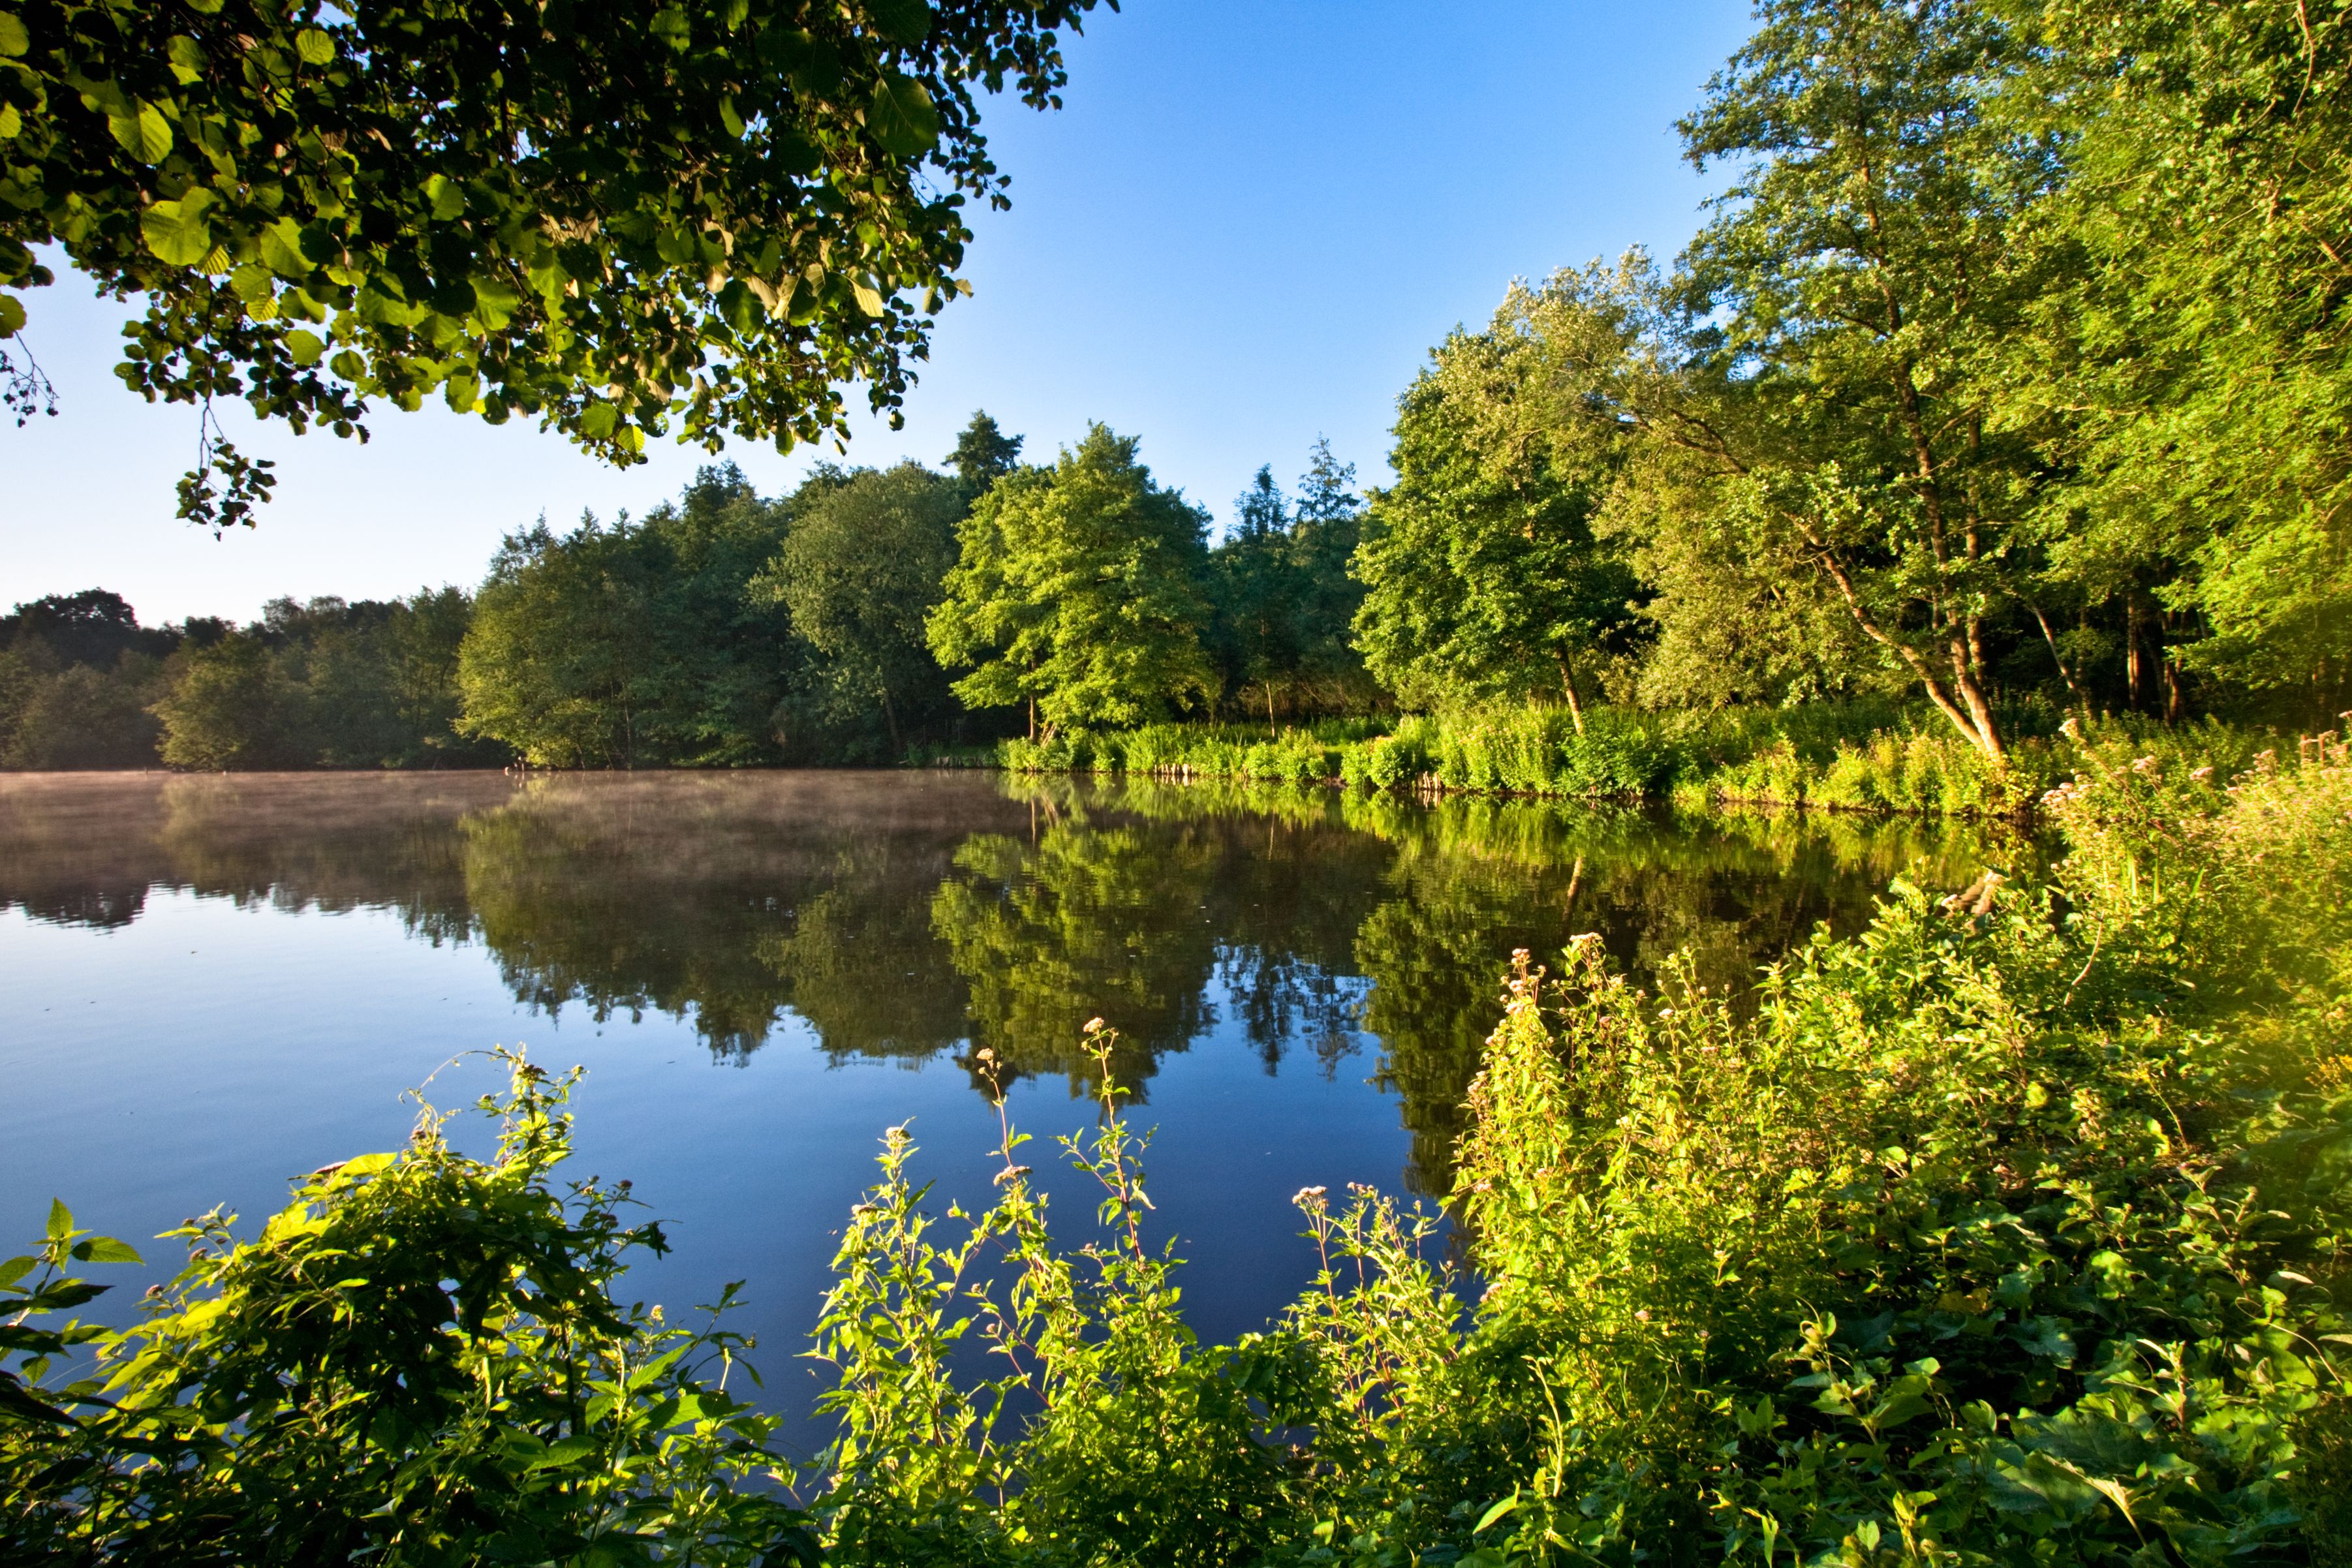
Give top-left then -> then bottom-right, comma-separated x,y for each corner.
0,587 -> 496,771
2,412 -> 1375,770
13,0 -> 2347,771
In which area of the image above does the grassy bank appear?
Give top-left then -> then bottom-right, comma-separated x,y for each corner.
8,730 -> 2351,1563
974,703 -> 2291,820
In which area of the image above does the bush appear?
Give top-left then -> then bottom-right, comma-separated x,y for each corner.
1,1054 -> 813,1565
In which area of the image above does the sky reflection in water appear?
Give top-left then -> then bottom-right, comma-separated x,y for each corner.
0,770 -> 2017,1446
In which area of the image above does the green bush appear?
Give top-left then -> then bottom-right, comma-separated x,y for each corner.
2,1054 -> 812,1565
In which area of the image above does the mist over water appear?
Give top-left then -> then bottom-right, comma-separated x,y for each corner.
0,769 -> 2013,1446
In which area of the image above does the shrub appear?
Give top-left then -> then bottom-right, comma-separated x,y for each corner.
1,1054 -> 812,1565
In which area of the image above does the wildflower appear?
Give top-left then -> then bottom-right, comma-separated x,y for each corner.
2192,765 -> 2214,782
1292,1185 -> 1330,1209
994,1165 -> 1033,1185
1083,1017 -> 1107,1034
2132,754 -> 2160,774
1634,1309 -> 1651,1322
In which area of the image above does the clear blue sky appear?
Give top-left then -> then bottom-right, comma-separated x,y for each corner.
1,0 -> 1752,626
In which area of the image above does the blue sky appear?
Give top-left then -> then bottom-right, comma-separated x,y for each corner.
1,0 -> 1752,625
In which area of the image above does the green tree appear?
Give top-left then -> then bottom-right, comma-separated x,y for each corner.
1353,283 -> 1641,729
756,461 -> 962,755
457,466 -> 795,767
1992,0 -> 2352,716
1668,0 -> 2055,757
1208,466 -> 1306,727
0,0 -> 1106,528
150,629 -> 309,769
1289,437 -> 1372,705
927,423 -> 1215,733
944,408 -> 1024,503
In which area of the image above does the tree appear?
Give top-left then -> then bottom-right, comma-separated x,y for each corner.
150,629 -> 309,769
927,423 -> 1215,733
756,461 -> 961,754
1353,279 -> 1641,729
0,0 -> 1105,529
1992,0 -> 2352,716
944,408 -> 1023,502
457,469 -> 796,767
1288,437 -> 1370,701
1669,0 -> 2056,758
1208,466 -> 1306,728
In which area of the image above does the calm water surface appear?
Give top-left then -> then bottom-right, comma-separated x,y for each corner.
0,770 -> 2015,1449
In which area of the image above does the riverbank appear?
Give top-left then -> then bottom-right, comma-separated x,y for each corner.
953,703 -> 2291,821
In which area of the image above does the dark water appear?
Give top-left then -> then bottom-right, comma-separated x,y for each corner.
0,770 -> 2015,1449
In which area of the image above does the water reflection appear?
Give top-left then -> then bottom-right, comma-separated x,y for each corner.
0,771 -> 2021,1191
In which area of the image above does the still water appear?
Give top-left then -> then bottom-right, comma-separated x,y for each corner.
1,770 -> 2011,1449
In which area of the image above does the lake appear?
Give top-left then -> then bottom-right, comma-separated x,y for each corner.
0,769 -> 2015,1453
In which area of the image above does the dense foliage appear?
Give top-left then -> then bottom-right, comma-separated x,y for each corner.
3,1053 -> 812,1563
1352,0 -> 2352,750
0,0 -> 1105,527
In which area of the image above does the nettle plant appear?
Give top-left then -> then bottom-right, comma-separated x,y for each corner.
803,1024 -> 1468,1568
0,1051 -> 815,1566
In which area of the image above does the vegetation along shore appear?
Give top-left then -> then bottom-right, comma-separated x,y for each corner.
4,0 -> 2350,1561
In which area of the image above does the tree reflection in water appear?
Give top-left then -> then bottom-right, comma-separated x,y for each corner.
0,770 -> 2024,1191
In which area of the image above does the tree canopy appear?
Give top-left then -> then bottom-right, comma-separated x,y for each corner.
926,422 -> 1214,732
0,0 -> 1104,527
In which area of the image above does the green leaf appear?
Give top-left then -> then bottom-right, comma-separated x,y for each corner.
471,277 -> 521,330
71,1237 -> 142,1265
867,0 -> 931,45
424,174 -> 464,222
108,102 -> 173,164
525,1434 -> 598,1470
0,12 -> 26,57
0,102 -> 20,140
0,1255 -> 33,1290
579,402 -> 618,440
44,1199 -> 70,1242
141,191 -> 215,267
850,275 -> 886,317
719,278 -> 761,335
294,26 -> 333,66
0,292 -> 22,337
285,328 -> 324,366
328,348 -> 365,380
1474,1494 -> 1519,1533
719,95 -> 745,139
258,218 -> 313,277
866,70 -> 939,159
649,6 -> 690,50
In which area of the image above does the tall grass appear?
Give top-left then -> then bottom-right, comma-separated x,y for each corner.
984,703 -> 2296,820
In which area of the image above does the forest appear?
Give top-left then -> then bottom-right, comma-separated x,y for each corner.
10,0 -> 2347,777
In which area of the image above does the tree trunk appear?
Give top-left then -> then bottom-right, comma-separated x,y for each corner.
2027,600 -> 2090,715
2126,591 -> 2145,710
1027,694 -> 1036,742
1556,653 -> 1586,737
